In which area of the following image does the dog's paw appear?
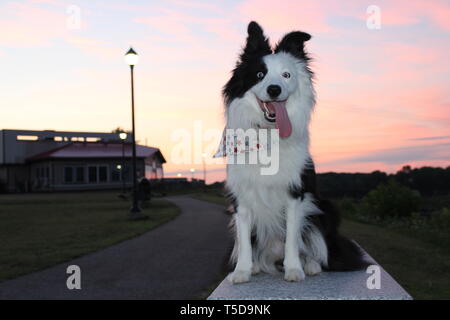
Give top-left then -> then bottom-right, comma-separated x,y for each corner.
284,268 -> 305,282
228,270 -> 251,284
251,264 -> 261,275
304,259 -> 322,276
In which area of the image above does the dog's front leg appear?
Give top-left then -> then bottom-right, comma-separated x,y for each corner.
284,199 -> 305,282
229,208 -> 252,284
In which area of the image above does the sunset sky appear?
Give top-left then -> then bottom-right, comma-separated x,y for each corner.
1,0 -> 449,183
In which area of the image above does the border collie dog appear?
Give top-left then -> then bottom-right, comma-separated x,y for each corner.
223,22 -> 368,283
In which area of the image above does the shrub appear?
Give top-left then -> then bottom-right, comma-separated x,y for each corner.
361,179 -> 421,219
336,197 -> 358,217
430,207 -> 450,229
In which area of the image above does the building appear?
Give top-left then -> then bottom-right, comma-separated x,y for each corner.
0,129 -> 166,192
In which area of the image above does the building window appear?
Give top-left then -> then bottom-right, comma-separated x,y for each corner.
63,166 -> 85,184
86,137 -> 101,142
17,135 -> 38,141
111,165 -> 121,182
64,167 -> 73,183
88,166 -> 97,183
86,165 -> 109,184
99,166 -> 107,183
75,167 -> 84,183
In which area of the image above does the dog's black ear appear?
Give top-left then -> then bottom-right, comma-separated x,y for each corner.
275,31 -> 311,60
241,21 -> 272,61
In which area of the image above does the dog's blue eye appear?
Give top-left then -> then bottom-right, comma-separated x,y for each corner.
257,72 -> 264,79
282,72 -> 291,79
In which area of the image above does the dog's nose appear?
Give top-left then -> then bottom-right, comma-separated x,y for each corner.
267,85 -> 281,98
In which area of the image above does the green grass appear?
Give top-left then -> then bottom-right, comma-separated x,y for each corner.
191,192 -> 450,300
0,191 -> 180,282
340,219 -> 450,300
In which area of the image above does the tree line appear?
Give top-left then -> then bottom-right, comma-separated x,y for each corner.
317,165 -> 450,199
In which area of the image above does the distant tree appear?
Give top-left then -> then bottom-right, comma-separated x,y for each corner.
317,171 -> 387,198
394,166 -> 450,196
400,165 -> 412,174
361,179 -> 421,219
111,127 -> 130,134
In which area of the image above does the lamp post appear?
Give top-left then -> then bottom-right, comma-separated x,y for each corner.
125,47 -> 146,220
190,168 -> 195,182
201,153 -> 207,184
119,132 -> 127,195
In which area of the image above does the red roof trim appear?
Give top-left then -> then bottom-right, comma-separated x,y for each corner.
26,143 -> 74,162
26,142 -> 165,163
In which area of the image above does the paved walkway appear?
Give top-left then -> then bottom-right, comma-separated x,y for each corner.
0,196 -> 232,300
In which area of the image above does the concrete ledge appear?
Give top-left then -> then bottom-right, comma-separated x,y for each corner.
208,249 -> 412,300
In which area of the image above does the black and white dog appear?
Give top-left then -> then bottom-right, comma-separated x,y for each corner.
223,22 -> 368,283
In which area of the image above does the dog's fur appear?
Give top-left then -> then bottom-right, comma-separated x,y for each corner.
224,22 -> 368,283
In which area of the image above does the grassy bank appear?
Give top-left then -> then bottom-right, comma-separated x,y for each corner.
340,219 -> 450,299
0,191 -> 179,282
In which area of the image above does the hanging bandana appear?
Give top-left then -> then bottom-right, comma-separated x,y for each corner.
214,128 -> 278,158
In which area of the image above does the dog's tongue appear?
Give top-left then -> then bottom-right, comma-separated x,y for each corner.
269,101 -> 292,138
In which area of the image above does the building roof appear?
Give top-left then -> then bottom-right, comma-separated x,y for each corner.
26,142 -> 166,163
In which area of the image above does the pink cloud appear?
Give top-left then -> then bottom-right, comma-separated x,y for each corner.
66,35 -> 122,61
28,0 -> 66,6
382,42 -> 445,65
0,2 -> 68,47
169,0 -> 223,13
237,0 -> 334,35
379,0 -> 450,31
135,11 -> 192,40
237,0 -> 450,35
134,7 -> 241,44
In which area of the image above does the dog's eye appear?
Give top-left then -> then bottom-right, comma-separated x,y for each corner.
282,72 -> 291,79
257,72 -> 265,79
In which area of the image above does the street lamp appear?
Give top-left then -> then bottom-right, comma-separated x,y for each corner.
201,153 -> 207,184
190,168 -> 195,182
119,132 -> 127,140
125,47 -> 146,220
118,132 -> 127,195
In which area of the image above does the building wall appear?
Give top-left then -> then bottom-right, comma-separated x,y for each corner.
0,129 -> 132,165
0,130 -> 4,165
1,157 -> 163,193
29,158 -> 146,192
0,166 -> 7,192
145,155 -> 164,180
0,165 -> 30,192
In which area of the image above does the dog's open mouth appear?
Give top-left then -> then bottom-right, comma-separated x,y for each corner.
257,98 -> 292,138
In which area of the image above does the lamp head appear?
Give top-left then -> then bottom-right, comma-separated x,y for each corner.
119,132 -> 127,140
125,47 -> 139,66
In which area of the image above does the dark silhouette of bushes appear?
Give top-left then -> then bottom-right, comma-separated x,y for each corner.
317,166 -> 450,199
361,179 -> 422,219
317,171 -> 388,198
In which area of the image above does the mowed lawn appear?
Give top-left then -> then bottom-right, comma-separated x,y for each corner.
0,191 -> 179,282
192,192 -> 450,300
